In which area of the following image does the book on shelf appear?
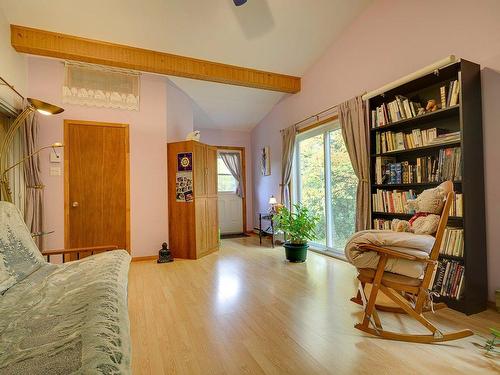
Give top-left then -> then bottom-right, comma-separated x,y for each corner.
440,85 -> 447,109
436,147 -> 462,181
449,193 -> 463,217
440,80 -> 460,109
374,148 -> 462,185
431,259 -> 464,300
376,128 -> 459,153
372,189 -> 417,214
373,218 -> 392,230
440,227 -> 464,257
371,96 -> 423,128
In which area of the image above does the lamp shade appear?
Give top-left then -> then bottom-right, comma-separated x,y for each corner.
269,196 -> 277,205
27,98 -> 64,115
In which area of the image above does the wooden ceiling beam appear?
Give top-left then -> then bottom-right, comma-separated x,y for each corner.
11,25 -> 301,94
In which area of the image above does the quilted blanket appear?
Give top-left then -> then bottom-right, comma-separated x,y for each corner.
0,250 -> 131,374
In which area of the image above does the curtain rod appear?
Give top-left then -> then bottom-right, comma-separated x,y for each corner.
0,76 -> 24,100
362,55 -> 457,100
280,104 -> 338,133
280,90 -> 368,133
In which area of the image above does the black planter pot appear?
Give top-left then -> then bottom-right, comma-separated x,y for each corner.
283,242 -> 309,263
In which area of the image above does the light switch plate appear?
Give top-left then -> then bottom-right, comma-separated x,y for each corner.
50,149 -> 61,163
49,166 -> 61,176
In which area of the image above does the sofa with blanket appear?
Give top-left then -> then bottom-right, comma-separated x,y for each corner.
0,201 -> 131,374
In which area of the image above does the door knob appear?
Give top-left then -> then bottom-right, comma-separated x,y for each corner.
72,201 -> 79,207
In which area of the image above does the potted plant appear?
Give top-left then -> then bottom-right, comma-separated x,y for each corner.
274,203 -> 319,262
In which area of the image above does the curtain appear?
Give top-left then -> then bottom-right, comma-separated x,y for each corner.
22,113 -> 44,249
339,96 -> 370,231
62,62 -> 140,111
280,126 -> 296,208
220,152 -> 244,198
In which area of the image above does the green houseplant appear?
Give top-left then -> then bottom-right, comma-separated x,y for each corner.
274,203 -> 319,262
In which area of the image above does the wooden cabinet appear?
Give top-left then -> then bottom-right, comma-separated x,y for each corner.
167,140 -> 219,259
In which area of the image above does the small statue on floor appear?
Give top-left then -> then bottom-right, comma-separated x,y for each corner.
157,242 -> 174,263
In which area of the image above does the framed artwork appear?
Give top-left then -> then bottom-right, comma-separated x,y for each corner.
261,146 -> 271,176
177,152 -> 193,171
175,171 -> 193,202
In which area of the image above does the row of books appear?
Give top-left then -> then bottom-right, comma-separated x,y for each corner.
375,128 -> 459,154
372,189 -> 417,214
440,227 -> 464,257
440,80 -> 460,109
437,147 -> 462,181
374,148 -> 462,185
449,193 -> 463,217
373,218 -> 392,230
370,95 -> 424,128
431,259 -> 465,300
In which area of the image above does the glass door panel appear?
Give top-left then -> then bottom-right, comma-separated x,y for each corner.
298,134 -> 326,245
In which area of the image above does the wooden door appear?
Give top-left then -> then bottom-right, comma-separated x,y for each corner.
206,197 -> 219,250
195,197 -> 208,256
65,120 -> 130,255
206,146 -> 218,196
193,142 -> 206,196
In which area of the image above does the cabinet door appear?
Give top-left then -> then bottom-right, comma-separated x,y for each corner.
206,146 -> 218,197
193,142 -> 206,196
206,197 -> 219,251
195,197 -> 208,256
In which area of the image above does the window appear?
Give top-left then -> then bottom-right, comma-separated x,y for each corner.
293,121 -> 357,254
217,156 -> 238,192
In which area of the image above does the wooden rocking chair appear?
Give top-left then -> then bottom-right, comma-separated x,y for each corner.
351,181 -> 473,343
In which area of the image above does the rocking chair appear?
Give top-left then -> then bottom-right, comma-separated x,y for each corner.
351,181 -> 473,343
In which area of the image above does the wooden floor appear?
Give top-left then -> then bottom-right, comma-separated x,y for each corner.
129,236 -> 500,374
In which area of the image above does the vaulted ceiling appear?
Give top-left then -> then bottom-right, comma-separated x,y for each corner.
1,0 -> 371,130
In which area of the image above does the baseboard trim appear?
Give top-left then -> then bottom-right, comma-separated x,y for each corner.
131,255 -> 157,262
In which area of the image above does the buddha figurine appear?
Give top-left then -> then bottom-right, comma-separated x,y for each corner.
157,242 -> 173,263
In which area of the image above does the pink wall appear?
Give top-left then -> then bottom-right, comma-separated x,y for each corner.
166,81 -> 194,142
197,128 -> 253,230
251,0 -> 500,300
28,56 -> 169,258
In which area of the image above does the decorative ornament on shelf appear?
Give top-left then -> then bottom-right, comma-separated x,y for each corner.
186,130 -> 200,141
157,242 -> 173,263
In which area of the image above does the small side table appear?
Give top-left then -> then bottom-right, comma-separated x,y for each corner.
258,212 -> 275,248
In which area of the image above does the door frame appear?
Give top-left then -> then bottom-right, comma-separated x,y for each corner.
216,146 -> 247,233
64,119 -> 131,253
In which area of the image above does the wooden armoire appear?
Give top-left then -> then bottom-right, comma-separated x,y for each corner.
167,140 -> 219,259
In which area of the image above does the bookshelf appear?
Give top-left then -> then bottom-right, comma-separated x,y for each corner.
367,59 -> 487,315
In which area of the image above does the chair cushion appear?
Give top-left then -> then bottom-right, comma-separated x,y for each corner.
345,230 -> 434,279
358,268 -> 422,287
0,202 -> 45,294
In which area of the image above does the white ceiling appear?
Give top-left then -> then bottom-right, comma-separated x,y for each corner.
1,0 -> 371,130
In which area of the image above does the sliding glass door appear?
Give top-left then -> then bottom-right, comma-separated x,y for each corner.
293,121 -> 357,254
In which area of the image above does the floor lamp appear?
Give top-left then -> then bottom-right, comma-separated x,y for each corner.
0,98 -> 64,202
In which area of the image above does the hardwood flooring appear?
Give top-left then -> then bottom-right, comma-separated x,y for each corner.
128,236 -> 500,374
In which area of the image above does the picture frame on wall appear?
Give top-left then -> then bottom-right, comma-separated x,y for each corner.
261,146 -> 271,176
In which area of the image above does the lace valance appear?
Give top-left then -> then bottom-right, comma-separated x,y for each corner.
62,62 -> 140,111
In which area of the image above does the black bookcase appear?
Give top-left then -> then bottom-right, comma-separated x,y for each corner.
367,59 -> 487,315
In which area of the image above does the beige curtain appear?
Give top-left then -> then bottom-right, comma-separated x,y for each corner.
280,126 -> 296,208
339,96 -> 370,231
22,113 -> 44,249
